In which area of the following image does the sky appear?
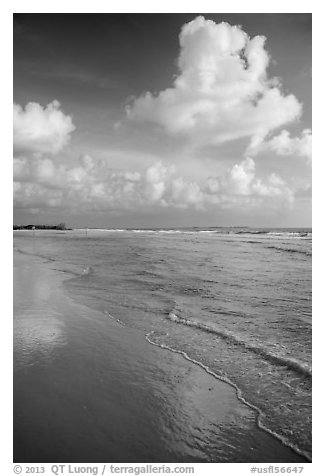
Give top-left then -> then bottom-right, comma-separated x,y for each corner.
13,13 -> 312,228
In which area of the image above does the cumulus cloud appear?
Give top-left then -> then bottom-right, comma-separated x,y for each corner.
247,129 -> 312,163
127,16 -> 302,146
14,154 -> 293,213
206,157 -> 294,207
14,100 -> 75,155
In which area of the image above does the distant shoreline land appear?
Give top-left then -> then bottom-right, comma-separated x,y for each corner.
13,223 -> 71,231
13,225 -> 312,233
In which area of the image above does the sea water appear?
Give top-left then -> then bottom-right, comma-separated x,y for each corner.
13,227 -> 311,461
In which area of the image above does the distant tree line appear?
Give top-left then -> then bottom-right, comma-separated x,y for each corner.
13,223 -> 69,230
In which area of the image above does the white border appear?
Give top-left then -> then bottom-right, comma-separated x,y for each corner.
4,2 -> 321,475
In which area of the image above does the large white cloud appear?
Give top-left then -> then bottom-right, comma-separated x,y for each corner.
14,100 -> 75,155
247,129 -> 312,164
127,16 -> 302,145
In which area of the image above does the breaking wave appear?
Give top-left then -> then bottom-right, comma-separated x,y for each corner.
167,312 -> 312,379
267,246 -> 311,256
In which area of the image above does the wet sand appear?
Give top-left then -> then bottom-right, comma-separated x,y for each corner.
13,250 -> 306,463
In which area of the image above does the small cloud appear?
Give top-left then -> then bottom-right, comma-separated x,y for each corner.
248,129 -> 312,164
79,154 -> 95,170
14,100 -> 75,155
295,184 -> 312,198
206,157 -> 293,207
113,121 -> 122,130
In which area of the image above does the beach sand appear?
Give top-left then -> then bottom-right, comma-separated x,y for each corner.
13,250 -> 306,463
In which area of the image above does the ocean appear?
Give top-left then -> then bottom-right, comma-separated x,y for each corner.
13,227 -> 312,462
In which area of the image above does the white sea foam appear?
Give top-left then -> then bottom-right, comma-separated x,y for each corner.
167,312 -> 312,378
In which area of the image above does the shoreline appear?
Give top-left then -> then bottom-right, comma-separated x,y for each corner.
145,332 -> 311,462
13,248 -> 308,463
